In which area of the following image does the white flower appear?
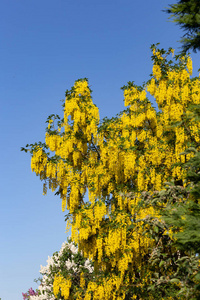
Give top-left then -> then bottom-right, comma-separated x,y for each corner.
84,259 -> 94,273
40,265 -> 49,274
67,242 -> 78,254
46,285 -> 53,291
72,267 -> 78,272
65,258 -> 76,270
46,256 -> 54,267
42,275 -> 48,281
58,242 -> 67,256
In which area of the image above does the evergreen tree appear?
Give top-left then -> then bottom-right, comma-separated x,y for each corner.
165,0 -> 200,53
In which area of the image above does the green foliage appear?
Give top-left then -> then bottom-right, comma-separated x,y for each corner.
139,135 -> 200,298
165,0 -> 200,53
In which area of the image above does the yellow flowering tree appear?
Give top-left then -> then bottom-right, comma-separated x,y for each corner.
22,46 -> 200,299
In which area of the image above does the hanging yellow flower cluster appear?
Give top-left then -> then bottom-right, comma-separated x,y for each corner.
31,146 -> 47,176
28,49 -> 200,299
53,273 -> 72,300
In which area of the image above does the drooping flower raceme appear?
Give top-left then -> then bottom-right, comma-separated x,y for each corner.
23,48 -> 200,298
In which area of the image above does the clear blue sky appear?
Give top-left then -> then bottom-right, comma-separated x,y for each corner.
0,0 -> 199,299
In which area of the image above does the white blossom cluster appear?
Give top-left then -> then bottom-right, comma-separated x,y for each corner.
84,258 -> 94,274
29,240 -> 94,300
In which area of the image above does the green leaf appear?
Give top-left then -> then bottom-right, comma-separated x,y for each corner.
159,260 -> 165,268
154,226 -> 159,233
170,278 -> 180,284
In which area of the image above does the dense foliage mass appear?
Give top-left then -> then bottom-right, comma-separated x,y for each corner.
139,145 -> 200,298
23,46 -> 200,299
165,0 -> 200,53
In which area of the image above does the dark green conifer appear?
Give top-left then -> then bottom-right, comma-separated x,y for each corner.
165,0 -> 200,53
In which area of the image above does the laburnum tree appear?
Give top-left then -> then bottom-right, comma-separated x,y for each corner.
22,46 -> 200,299
165,0 -> 200,53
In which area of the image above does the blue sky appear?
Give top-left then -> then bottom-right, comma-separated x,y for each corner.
0,0 -> 199,299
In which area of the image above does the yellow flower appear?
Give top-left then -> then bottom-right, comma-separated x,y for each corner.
153,64 -> 162,80
186,57 -> 193,75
